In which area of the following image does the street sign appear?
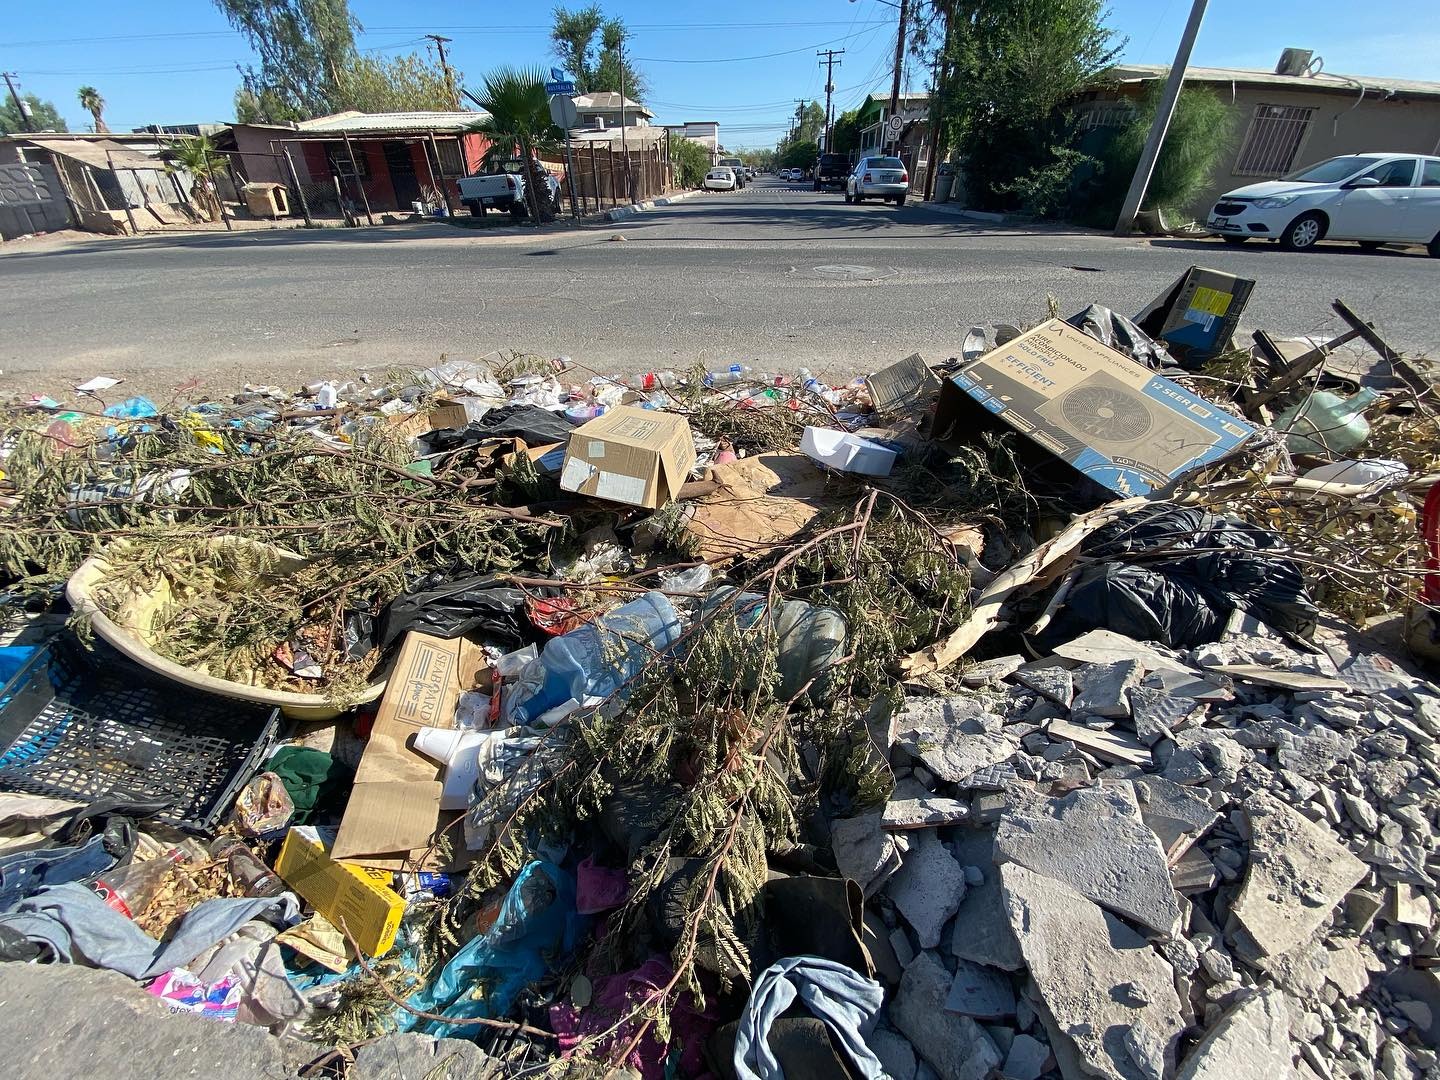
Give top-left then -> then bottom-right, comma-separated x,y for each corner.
549,94 -> 578,130
886,114 -> 905,137
545,81 -> 576,96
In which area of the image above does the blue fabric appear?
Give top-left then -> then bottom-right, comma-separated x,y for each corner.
0,644 -> 38,687
402,860 -> 584,1037
0,834 -> 116,910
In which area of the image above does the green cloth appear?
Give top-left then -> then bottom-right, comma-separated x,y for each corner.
267,746 -> 349,825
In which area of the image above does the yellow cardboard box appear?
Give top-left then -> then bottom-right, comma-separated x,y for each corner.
275,825 -> 405,957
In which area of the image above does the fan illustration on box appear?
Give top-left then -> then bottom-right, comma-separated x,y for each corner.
1036,368 -> 1219,477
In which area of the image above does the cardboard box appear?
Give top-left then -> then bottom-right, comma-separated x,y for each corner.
388,398 -> 471,440
331,631 -> 488,869
275,826 -> 406,957
1136,266 -> 1255,365
937,319 -> 1254,497
865,353 -> 942,416
558,405 -> 697,509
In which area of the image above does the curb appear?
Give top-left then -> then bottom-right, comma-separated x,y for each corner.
606,189 -> 701,220
924,202 -> 1010,224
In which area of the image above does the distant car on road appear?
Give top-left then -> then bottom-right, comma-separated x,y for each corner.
704,167 -> 738,191
845,156 -> 910,206
814,153 -> 850,192
1207,153 -> 1440,254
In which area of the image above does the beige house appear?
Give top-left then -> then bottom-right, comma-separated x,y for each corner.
570,92 -> 653,131
1078,58 -> 1440,215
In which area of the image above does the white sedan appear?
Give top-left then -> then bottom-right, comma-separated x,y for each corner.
704,167 -> 737,191
1207,153 -> 1440,254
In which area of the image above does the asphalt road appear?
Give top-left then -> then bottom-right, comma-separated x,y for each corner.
2,176 -> 1435,396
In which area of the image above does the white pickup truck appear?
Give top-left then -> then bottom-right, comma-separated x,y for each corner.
456,158 -> 562,220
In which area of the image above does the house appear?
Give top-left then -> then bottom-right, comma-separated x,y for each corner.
1077,55 -> 1440,215
225,111 -> 491,214
661,121 -> 721,164
571,92 -> 653,131
0,130 -> 204,233
851,92 -> 932,192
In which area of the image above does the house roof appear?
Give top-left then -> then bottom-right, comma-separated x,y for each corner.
292,110 -> 489,134
569,124 -> 666,147
572,92 -> 654,118
21,136 -> 159,170
1106,64 -> 1440,101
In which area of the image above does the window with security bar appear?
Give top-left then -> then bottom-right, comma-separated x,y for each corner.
435,139 -> 465,177
1233,104 -> 1316,176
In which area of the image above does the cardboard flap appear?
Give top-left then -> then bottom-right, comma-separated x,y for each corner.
331,781 -> 443,859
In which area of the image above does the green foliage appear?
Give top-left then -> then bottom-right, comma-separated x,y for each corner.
780,139 -> 819,171
76,86 -> 108,133
997,146 -> 1096,219
334,51 -> 460,113
165,134 -> 225,221
550,4 -> 647,101
213,0 -> 359,121
0,93 -> 66,134
1076,82 -> 1234,224
945,0 -> 1123,212
467,67 -> 566,221
830,108 -> 862,155
670,136 -> 712,188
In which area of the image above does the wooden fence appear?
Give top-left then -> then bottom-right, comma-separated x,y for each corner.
551,144 -> 673,215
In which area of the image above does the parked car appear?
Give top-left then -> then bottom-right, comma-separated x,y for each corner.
845,156 -> 910,206
704,167 -> 738,191
717,157 -> 747,189
457,158 -> 560,220
1207,153 -> 1440,254
814,153 -> 850,192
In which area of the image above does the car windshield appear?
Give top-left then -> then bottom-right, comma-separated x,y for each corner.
868,157 -> 905,169
1282,156 -> 1384,183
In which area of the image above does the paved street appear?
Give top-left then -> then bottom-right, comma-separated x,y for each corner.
1,175 -> 1435,396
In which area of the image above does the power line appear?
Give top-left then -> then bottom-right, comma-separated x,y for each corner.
634,30 -> 876,64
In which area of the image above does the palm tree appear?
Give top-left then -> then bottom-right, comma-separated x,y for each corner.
77,86 -> 108,133
165,135 -> 224,222
465,67 -> 563,224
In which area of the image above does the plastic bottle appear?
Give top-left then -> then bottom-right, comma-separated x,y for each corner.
507,592 -> 683,725
704,364 -> 753,387
208,836 -> 286,898
632,371 -> 678,391
1276,387 -> 1381,456
89,848 -> 190,918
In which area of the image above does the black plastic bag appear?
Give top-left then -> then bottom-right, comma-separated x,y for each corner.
1039,504 -> 1318,650
470,404 -> 577,447
375,573 -> 541,653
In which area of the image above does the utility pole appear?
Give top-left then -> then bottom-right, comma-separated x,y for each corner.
3,73 -> 35,132
818,49 -> 844,152
1113,0 -> 1209,235
619,33 -> 633,204
424,34 -> 459,110
887,0 -> 910,153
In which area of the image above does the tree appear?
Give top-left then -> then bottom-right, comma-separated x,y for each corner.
333,52 -> 459,113
780,139 -> 819,172
942,0 -> 1123,212
0,94 -> 66,134
550,5 -> 646,101
77,86 -> 109,133
831,108 -> 862,156
213,0 -> 360,121
670,137 -> 711,188
166,134 -> 226,222
466,67 -> 564,224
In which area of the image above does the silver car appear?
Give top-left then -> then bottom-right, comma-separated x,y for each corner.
845,155 -> 910,206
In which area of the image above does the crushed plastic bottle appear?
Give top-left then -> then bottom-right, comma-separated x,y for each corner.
1276,387 -> 1380,456
705,364 -> 753,387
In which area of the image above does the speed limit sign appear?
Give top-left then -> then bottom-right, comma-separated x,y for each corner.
887,114 -> 905,137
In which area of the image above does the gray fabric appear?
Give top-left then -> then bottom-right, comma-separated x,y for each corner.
734,954 -> 886,1080
0,882 -> 300,980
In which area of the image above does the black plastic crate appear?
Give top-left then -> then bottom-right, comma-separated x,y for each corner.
0,634 -> 282,833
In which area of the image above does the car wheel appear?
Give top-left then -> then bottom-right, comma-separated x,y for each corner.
1358,241 -> 1384,251
896,194 -> 906,207
510,203 -> 526,221
1221,236 -> 1247,246
1429,233 -> 1440,259
466,202 -> 484,218
1279,211 -> 1325,251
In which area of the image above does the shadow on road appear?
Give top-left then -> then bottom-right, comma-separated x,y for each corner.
1147,237 -> 1432,260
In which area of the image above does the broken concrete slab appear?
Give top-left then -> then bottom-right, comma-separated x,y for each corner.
948,830 -> 1026,972
1053,630 -> 1177,672
1205,664 -> 1349,693
885,828 -> 968,949
995,782 -> 1181,936
1174,988 -> 1291,1080
1231,793 -> 1368,958
891,952 -> 1004,1080
1170,846 -> 1220,894
894,697 -> 1016,786
1127,685 -> 1201,745
1000,1033 -> 1052,1080
1012,664 -> 1074,706
868,1025 -> 919,1080
1046,719 -> 1150,766
944,958 -> 1018,1020
831,812 -> 901,898
999,863 -> 1184,1080
1071,659 -> 1142,719
1133,775 -> 1220,861
883,798 -> 971,831
962,654 -> 1025,688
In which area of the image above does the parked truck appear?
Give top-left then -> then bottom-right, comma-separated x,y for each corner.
456,158 -> 561,220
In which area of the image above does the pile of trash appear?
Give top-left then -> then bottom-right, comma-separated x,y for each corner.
0,269 -> 1437,1079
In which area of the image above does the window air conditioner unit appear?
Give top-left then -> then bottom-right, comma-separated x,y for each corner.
1275,49 -> 1314,77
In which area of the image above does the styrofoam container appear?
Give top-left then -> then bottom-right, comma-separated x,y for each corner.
800,427 -> 897,477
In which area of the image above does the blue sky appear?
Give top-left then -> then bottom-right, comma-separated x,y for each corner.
3,0 -> 1435,148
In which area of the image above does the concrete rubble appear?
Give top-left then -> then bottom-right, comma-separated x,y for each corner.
865,626 -> 1439,1080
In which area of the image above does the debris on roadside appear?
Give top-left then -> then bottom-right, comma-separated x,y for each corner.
0,278 -> 1436,1079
